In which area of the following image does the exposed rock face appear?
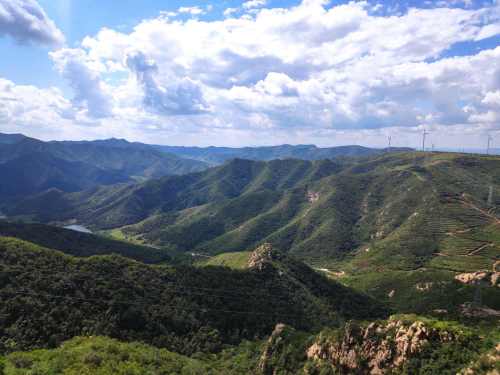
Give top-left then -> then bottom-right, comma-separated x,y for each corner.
455,271 -> 500,287
306,319 -> 456,374
247,243 -> 282,271
415,282 -> 433,291
307,191 -> 320,203
258,323 -> 289,375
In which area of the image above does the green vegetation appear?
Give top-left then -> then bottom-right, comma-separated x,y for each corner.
3,314 -> 495,375
6,152 -> 500,315
0,336 -> 262,374
199,251 -> 250,269
0,237 -> 386,355
0,221 -> 170,264
0,133 -> 207,203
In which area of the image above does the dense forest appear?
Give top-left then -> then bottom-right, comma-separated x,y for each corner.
0,238 -> 386,355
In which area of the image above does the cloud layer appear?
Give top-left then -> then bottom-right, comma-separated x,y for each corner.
0,0 -> 64,45
2,0 -> 500,147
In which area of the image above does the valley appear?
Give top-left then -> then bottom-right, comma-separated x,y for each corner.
0,136 -> 498,374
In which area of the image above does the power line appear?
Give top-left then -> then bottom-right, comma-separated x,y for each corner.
0,269 -> 305,301
0,289 -> 310,320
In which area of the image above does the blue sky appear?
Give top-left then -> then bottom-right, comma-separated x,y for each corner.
1,0 -> 497,88
0,0 -> 500,147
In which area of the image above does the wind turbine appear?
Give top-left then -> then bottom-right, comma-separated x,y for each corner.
388,136 -> 392,149
422,130 -> 430,152
487,134 -> 493,155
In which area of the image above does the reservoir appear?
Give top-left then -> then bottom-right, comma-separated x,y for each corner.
64,224 -> 92,233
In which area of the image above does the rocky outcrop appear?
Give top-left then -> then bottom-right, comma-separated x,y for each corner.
305,319 -> 456,374
258,323 -> 290,375
247,243 -> 282,271
455,271 -> 500,287
307,191 -> 320,203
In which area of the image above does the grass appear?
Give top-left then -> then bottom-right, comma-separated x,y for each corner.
199,251 -> 251,269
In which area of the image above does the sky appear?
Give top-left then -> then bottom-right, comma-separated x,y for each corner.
0,0 -> 500,148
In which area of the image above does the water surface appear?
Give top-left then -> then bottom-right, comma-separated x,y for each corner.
64,225 -> 92,233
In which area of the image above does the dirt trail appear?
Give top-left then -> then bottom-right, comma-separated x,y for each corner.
460,196 -> 500,225
433,241 -> 494,257
445,228 -> 472,236
467,242 -> 494,256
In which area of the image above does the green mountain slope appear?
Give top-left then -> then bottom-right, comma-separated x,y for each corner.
0,153 -> 132,200
0,239 -> 387,354
0,221 -> 170,264
2,315 -> 498,375
0,133 -> 208,203
6,158 -> 342,229
6,152 -> 500,315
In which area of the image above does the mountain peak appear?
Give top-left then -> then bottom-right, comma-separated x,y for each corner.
247,243 -> 283,270
0,132 -> 29,144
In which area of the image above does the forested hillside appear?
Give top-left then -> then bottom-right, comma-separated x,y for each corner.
0,133 -> 207,202
7,152 -> 498,318
0,239 -> 386,354
0,221 -> 170,264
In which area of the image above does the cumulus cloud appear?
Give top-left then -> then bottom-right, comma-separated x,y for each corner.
482,90 -> 500,107
126,51 -> 209,116
50,48 -> 113,118
177,6 -> 204,16
0,0 -> 64,45
5,0 -> 500,147
223,7 -> 238,17
0,77 -> 74,137
242,0 -> 267,10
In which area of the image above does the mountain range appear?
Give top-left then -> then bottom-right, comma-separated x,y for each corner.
5,151 -> 499,315
0,133 -> 207,202
0,132 -> 413,204
152,144 -> 413,165
0,133 -> 498,374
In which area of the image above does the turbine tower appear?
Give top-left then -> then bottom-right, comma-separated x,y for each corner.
422,129 -> 430,152
487,134 -> 493,155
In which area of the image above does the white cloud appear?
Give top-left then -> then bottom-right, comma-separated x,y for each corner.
223,7 -> 238,17
178,6 -> 205,16
159,11 -> 178,18
4,0 -> 500,147
482,90 -> 500,107
0,77 -> 74,137
125,51 -> 209,115
0,0 -> 64,45
242,0 -> 267,10
475,22 -> 500,40
50,48 -> 113,118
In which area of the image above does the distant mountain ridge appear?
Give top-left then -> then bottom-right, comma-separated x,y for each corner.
0,133 -> 207,202
0,132 -> 414,203
153,143 -> 413,165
